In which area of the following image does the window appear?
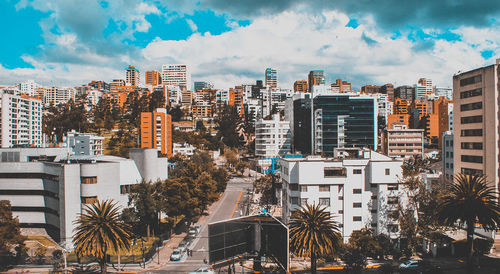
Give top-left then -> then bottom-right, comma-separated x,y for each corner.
371,195 -> 378,200
461,142 -> 483,150
460,75 -> 482,86
319,185 -> 330,192
387,197 -> 399,205
353,169 -> 362,174
385,169 -> 390,175
460,88 -> 482,99
319,198 -> 330,206
353,216 -> 362,222
460,102 -> 482,111
120,185 -> 132,194
387,184 -> 399,190
338,210 -> 344,214
371,223 -> 377,228
291,197 -> 299,205
461,129 -> 482,137
300,185 -> 308,192
81,196 -> 98,204
324,167 -> 347,177
353,188 -> 362,194
461,155 -> 483,163
370,184 -> 377,188
289,184 -> 299,191
461,168 -> 483,176
301,198 -> 308,206
338,196 -> 343,200
371,209 -> 377,213
353,202 -> 362,208
81,176 -> 97,184
461,115 -> 482,124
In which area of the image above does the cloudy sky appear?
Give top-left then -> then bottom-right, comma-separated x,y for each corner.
1,0 -> 499,90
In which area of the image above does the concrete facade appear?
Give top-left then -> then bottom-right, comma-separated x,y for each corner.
382,123 -> 424,159
255,114 -> 292,158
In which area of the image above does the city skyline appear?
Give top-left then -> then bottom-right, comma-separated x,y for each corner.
0,1 -> 499,89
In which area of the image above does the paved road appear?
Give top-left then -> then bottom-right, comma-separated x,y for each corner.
147,176 -> 253,273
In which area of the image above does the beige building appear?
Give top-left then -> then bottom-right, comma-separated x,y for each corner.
382,123 -> 424,159
453,58 -> 499,193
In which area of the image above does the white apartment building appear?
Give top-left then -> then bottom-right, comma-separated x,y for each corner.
0,147 -> 168,244
17,80 -> 41,97
280,148 -> 405,240
65,130 -> 104,156
125,65 -> 140,86
43,87 -> 76,105
0,93 -> 42,148
173,142 -> 195,156
255,114 -> 291,158
442,131 -> 454,180
162,64 -> 191,90
382,123 -> 424,159
435,86 -> 453,100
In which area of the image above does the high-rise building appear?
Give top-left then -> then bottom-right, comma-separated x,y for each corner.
382,123 -> 424,159
294,80 -> 308,93
453,59 -> 500,193
265,68 -> 278,88
308,70 -> 325,92
109,79 -> 126,90
140,108 -> 172,157
17,80 -> 41,97
331,79 -> 352,93
161,64 -> 191,90
394,85 -> 415,101
435,86 -> 453,100
0,93 -> 42,148
442,131 -> 454,180
255,114 -> 291,157
280,148 -> 405,239
126,65 -> 140,86
381,84 -> 395,102
145,70 -> 162,86
288,94 -> 377,156
229,86 -> 245,117
42,87 -> 76,105
416,78 -> 433,101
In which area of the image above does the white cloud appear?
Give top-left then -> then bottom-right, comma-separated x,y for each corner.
186,19 -> 198,32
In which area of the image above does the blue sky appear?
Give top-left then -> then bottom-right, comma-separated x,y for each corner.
1,0 -> 499,89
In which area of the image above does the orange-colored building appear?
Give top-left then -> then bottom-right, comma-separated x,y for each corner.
140,108 -> 172,157
192,102 -> 213,118
229,86 -> 245,117
105,92 -> 128,108
387,114 -> 411,129
145,70 -> 162,86
294,80 -> 308,93
412,101 -> 428,119
393,98 -> 410,114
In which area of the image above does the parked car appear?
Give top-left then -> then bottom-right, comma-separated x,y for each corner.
399,260 -> 442,273
189,227 -> 198,237
178,242 -> 188,253
170,249 -> 182,261
189,266 -> 215,274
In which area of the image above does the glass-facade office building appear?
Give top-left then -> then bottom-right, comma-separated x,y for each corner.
293,95 -> 377,156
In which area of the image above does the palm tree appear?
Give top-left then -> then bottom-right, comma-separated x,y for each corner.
289,203 -> 341,274
73,199 -> 132,274
437,174 -> 500,264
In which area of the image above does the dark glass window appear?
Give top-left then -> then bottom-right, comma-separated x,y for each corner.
461,129 -> 482,136
461,142 -> 483,150
353,202 -> 362,208
461,155 -> 483,163
460,102 -> 482,111
353,169 -> 362,174
461,115 -> 482,124
460,75 -> 482,86
324,167 -> 347,177
460,88 -> 482,99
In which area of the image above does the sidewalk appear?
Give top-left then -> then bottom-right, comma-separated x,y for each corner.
5,192 -> 227,274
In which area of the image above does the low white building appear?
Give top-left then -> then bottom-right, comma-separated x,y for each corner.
173,142 -> 195,156
0,147 -> 168,245
279,148 -> 406,241
255,114 -> 291,158
65,130 -> 104,156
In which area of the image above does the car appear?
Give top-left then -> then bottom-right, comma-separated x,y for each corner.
399,260 -> 442,273
170,249 -> 182,261
188,227 -> 198,237
188,266 -> 215,274
178,242 -> 188,252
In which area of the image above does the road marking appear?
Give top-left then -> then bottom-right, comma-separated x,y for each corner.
231,191 -> 243,218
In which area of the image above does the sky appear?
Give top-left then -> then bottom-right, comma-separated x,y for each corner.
1,0 -> 499,90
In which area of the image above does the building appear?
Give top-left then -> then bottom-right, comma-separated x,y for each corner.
393,98 -> 410,114
161,64 -> 191,90
140,108 -> 173,157
387,114 -> 410,129
418,78 -> 433,99
294,80 -> 308,93
173,142 -> 195,156
331,79 -> 352,93
145,70 -> 162,86
43,87 -> 76,105
381,84 -> 395,102
88,80 -> 110,92
194,81 -> 213,91
280,148 -> 405,239
453,59 -> 499,193
382,123 -> 424,159
265,68 -> 278,88
65,130 -> 104,156
361,85 -> 381,94
109,79 -> 126,90
394,85 -> 415,101
288,94 -> 377,156
442,131 -> 454,180
435,87 -> 453,100
126,65 -> 140,86
17,80 -> 41,97
308,70 -> 325,92
0,93 -> 42,148
0,147 -> 167,244
229,86 -> 245,117
255,114 -> 291,158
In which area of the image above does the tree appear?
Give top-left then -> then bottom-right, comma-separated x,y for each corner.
224,149 -> 239,172
73,199 -> 132,274
127,180 -> 161,237
215,105 -> 243,148
253,174 -> 275,206
106,121 -> 138,157
289,203 -> 341,274
34,244 -> 47,264
0,200 -> 25,268
437,174 -> 500,265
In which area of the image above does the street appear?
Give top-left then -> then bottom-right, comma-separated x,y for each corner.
147,176 -> 253,273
